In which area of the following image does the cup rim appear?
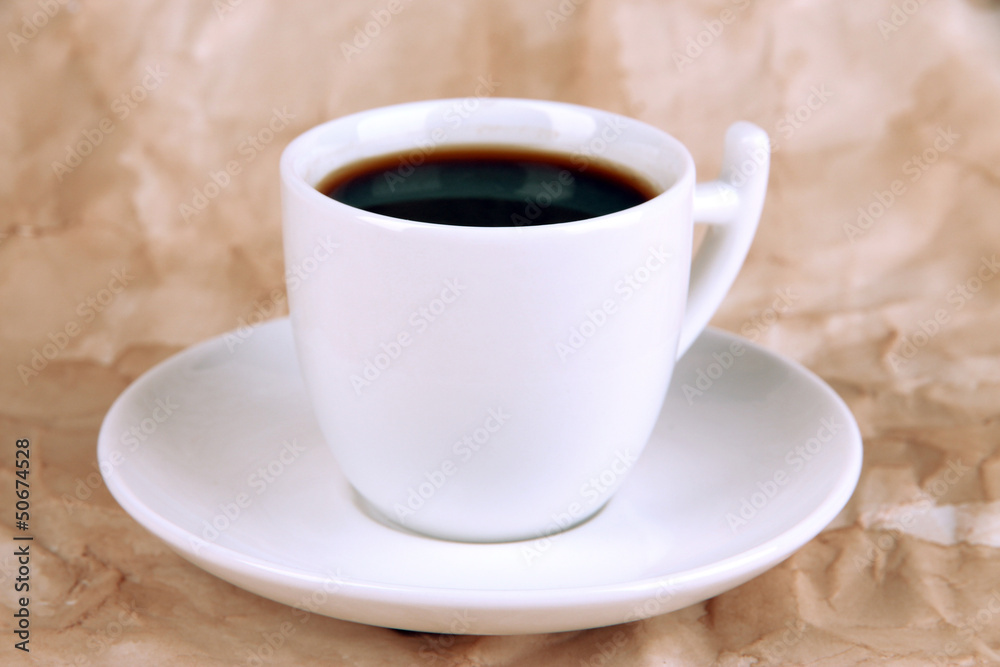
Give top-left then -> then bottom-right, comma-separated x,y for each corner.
280,97 -> 696,232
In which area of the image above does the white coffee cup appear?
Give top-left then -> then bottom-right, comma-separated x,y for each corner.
280,98 -> 769,542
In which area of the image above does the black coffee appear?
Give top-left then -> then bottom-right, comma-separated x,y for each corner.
318,146 -> 658,227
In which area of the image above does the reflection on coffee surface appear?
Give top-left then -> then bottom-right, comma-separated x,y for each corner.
318,146 -> 658,227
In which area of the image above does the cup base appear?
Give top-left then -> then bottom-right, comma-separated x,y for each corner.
352,489 -> 611,544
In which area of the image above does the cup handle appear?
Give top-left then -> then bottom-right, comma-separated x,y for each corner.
676,121 -> 770,358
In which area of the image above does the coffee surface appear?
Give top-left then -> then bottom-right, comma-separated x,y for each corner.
318,146 -> 658,227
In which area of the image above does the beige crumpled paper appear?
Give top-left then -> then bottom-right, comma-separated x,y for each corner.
2,0 -> 1000,664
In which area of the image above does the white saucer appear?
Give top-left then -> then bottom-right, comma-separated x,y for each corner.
98,318 -> 861,635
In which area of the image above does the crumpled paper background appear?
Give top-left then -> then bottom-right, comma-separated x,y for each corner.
2,0 -> 1000,664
